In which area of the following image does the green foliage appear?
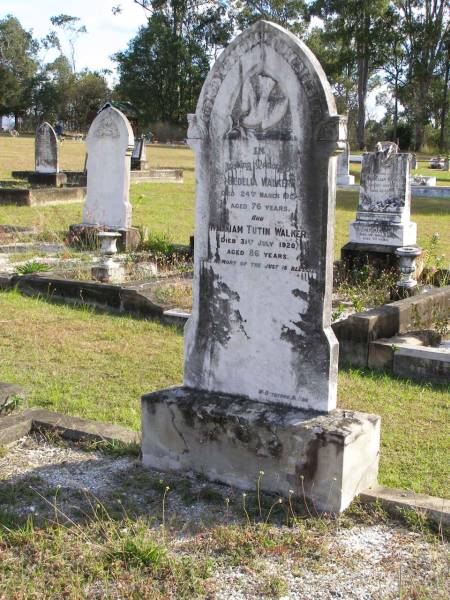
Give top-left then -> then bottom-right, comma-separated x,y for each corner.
233,1 -> 309,35
0,16 -> 39,124
16,260 -> 51,274
115,2 -> 233,127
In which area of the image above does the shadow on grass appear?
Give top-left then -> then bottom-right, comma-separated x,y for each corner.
2,286 -> 184,331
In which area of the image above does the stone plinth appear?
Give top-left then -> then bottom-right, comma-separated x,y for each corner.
142,387 -> 380,514
68,224 -> 140,252
28,172 -> 67,187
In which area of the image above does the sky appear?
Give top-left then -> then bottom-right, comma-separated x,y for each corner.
1,1 -> 384,120
1,0 -> 148,82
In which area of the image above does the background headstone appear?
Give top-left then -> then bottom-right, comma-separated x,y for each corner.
348,143 -> 416,247
83,106 -> 134,229
131,137 -> 149,171
336,141 -> 355,185
35,122 -> 59,174
184,21 -> 347,413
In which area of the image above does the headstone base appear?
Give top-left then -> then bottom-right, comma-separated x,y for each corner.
340,241 -> 418,272
29,172 -> 67,187
337,174 -> 355,185
141,386 -> 380,514
68,224 -> 140,252
131,159 -> 149,171
91,263 -> 124,284
349,219 -> 417,247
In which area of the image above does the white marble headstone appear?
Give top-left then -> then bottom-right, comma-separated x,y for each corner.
35,122 -> 59,174
336,142 -> 355,185
349,143 -> 416,247
83,106 -> 134,229
184,20 -> 346,413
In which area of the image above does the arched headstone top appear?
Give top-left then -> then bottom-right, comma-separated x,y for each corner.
83,106 -> 134,229
35,122 -> 59,173
87,106 -> 134,152
190,20 -> 339,142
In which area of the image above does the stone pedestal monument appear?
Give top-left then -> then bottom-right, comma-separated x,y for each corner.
342,143 -> 417,268
32,122 -> 67,187
70,106 -> 140,251
141,21 -> 380,513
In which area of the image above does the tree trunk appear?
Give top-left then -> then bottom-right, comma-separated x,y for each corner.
14,113 -> 19,130
414,80 -> 429,151
439,49 -> 450,152
393,75 -> 398,143
357,53 -> 369,150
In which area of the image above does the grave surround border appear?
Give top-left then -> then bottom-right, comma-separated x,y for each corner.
0,407 -> 447,523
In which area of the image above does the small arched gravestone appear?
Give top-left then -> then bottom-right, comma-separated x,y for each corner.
71,106 -> 139,250
32,122 -> 67,186
141,21 -> 380,514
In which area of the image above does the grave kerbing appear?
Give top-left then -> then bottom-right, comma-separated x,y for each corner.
141,21 -> 380,513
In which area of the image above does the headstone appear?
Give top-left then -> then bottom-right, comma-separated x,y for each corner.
82,106 -> 134,229
131,137 -> 149,171
348,142 -> 416,247
336,140 -> 355,185
411,174 -> 436,187
141,21 -> 380,514
35,122 -> 59,174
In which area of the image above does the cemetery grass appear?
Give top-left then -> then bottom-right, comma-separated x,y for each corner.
0,139 -> 449,259
0,290 -> 449,500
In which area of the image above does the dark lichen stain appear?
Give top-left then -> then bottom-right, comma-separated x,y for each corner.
296,430 -> 343,485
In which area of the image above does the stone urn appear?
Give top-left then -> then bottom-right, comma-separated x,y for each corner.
395,246 -> 422,292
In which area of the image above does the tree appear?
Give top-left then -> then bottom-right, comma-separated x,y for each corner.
311,0 -> 391,149
396,0 -> 450,150
0,15 -> 39,128
49,14 -> 87,73
231,1 -> 309,35
114,1 -> 233,125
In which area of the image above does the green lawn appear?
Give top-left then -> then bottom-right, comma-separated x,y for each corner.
350,158 -> 450,186
0,139 -> 449,259
0,290 -> 448,499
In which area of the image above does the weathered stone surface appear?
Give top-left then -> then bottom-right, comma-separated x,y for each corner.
0,408 -> 138,446
142,387 -> 380,513
336,141 -> 355,185
332,285 -> 450,367
360,485 -> 450,526
349,146 -> 416,247
142,21 -> 380,513
185,20 -> 346,413
83,106 -> 134,229
35,122 -> 59,174
0,383 -> 26,416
